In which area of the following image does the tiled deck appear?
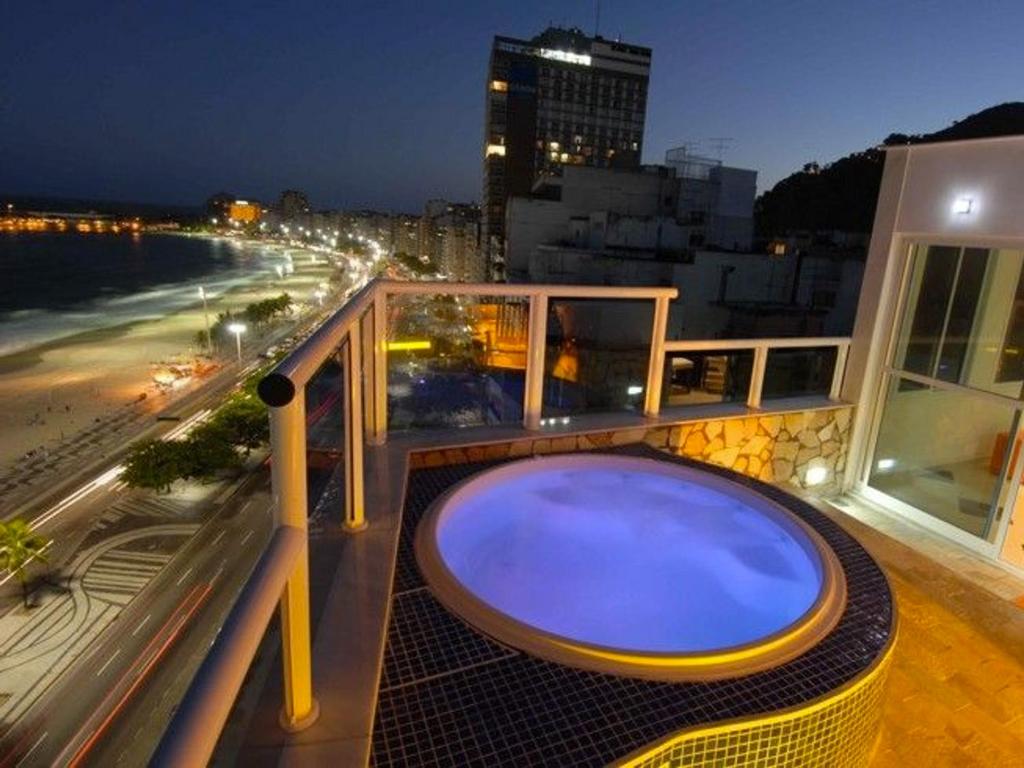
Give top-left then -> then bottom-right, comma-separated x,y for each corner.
371,445 -> 894,766
224,418 -> 1024,767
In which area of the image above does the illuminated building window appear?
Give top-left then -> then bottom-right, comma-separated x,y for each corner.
486,144 -> 506,157
548,141 -> 560,151
490,80 -> 508,93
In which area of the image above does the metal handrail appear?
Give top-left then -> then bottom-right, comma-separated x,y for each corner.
156,278 -> 854,764
259,279 -> 379,405
379,279 -> 679,300
152,525 -> 305,768
663,336 -> 851,352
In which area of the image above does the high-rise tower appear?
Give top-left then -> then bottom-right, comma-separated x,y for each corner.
482,26 -> 651,279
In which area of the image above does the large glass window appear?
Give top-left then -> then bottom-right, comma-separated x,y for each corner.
869,375 -> 1017,542
893,245 -> 1024,397
869,243 -> 1024,543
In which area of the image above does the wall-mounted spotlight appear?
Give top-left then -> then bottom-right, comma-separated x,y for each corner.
952,197 -> 974,215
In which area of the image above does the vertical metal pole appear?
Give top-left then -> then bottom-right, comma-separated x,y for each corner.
748,345 -> 768,409
830,342 -> 850,401
523,292 -> 549,430
643,296 -> 671,417
370,291 -> 388,445
343,329 -> 366,532
200,288 -> 211,352
268,396 -> 319,731
361,310 -> 375,433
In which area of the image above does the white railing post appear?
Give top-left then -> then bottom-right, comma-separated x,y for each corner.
748,345 -> 769,409
267,397 -> 319,731
644,296 -> 671,417
830,342 -> 850,401
342,329 -> 366,532
523,292 -> 549,430
370,289 -> 388,444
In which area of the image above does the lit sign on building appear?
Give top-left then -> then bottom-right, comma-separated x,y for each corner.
539,48 -> 592,66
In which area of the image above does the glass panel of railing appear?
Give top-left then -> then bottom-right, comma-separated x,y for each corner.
661,349 -> 754,408
386,293 -> 527,430
305,354 -> 345,526
762,345 -> 838,401
542,298 -> 654,418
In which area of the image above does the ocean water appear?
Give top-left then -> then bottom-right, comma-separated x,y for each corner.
0,232 -> 292,356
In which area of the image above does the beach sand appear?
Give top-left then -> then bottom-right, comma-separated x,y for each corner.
0,237 -> 346,473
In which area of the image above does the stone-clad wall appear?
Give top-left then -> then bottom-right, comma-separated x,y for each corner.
407,405 -> 853,493
651,407 -> 851,492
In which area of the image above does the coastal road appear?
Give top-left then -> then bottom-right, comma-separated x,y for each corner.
0,468 -> 274,767
0,285 -> 355,765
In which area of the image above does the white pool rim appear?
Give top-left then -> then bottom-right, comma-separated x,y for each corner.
415,454 -> 848,682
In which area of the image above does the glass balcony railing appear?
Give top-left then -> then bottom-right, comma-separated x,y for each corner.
385,293 -> 527,430
661,349 -> 755,408
762,345 -> 839,402
145,278 -> 852,765
542,298 -> 654,418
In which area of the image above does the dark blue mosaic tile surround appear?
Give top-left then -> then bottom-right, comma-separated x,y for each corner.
371,445 -> 895,767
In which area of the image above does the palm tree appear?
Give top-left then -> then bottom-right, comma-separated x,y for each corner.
0,519 -> 51,608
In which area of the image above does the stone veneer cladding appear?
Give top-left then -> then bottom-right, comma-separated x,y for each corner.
408,405 -> 852,494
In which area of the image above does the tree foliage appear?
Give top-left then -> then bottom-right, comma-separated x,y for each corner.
244,293 -> 292,326
755,102 -> 1024,238
122,440 -> 190,493
207,397 -> 269,455
182,426 -> 243,479
123,377 -> 271,491
0,519 -> 50,607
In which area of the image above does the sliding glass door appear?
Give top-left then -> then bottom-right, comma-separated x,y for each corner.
866,243 -> 1024,547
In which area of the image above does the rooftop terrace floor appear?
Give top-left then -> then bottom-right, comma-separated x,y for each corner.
826,499 -> 1024,766
220,416 -> 1024,767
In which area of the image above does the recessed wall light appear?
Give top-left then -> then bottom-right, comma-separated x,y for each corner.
952,197 -> 973,215
805,466 -> 829,486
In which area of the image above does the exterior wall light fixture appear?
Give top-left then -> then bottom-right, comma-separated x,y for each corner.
952,197 -> 974,215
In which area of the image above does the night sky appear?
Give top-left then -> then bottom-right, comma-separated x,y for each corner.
3,1 -> 1022,212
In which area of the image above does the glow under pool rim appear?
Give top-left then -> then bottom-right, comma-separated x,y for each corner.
415,454 -> 848,682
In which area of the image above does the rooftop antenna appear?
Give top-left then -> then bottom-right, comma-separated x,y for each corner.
707,137 -> 734,161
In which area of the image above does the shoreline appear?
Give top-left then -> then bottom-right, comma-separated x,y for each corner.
0,234 -> 346,472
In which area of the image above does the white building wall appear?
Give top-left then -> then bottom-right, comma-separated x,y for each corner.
844,136 -> 1024,570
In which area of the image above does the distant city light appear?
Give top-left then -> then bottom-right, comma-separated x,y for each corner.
227,322 -> 246,361
626,384 -> 644,396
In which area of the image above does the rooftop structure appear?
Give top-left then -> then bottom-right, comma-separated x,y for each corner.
482,26 -> 651,279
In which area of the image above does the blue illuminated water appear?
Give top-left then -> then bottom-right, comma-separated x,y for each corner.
435,459 -> 825,653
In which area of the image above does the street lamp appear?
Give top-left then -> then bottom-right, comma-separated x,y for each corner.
227,322 -> 246,362
198,286 -> 211,352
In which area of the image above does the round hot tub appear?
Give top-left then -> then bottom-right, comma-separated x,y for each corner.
415,454 -> 847,681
